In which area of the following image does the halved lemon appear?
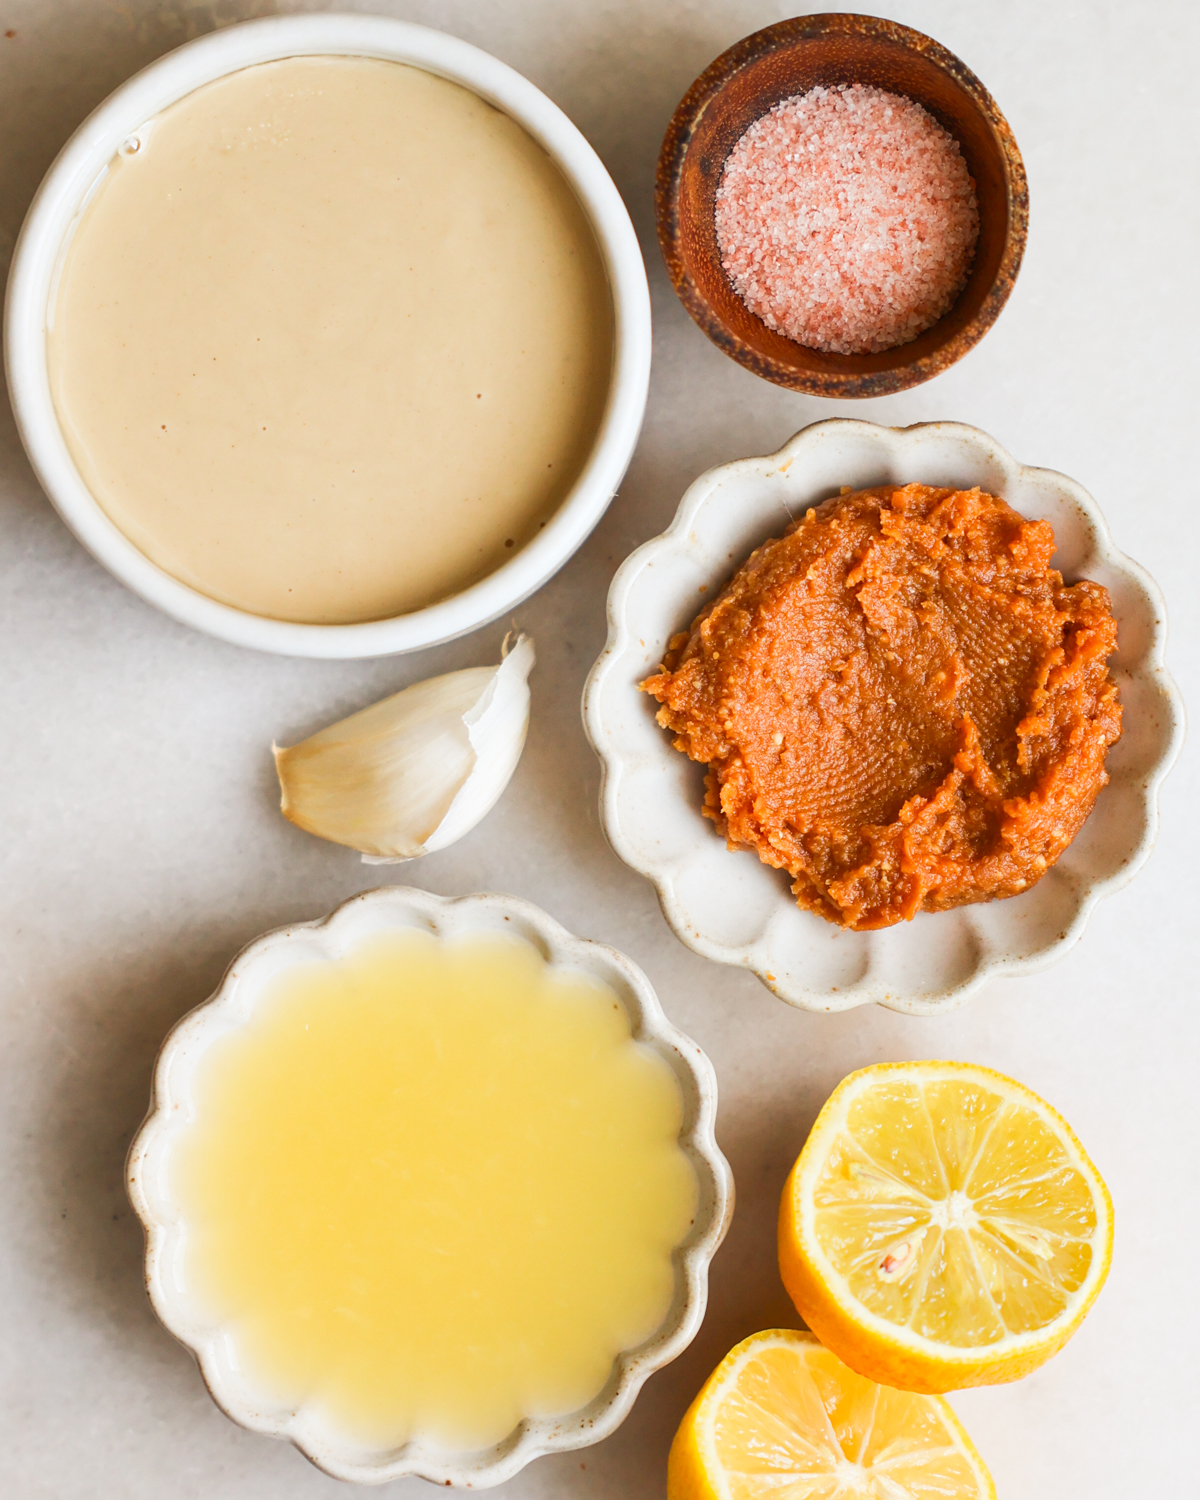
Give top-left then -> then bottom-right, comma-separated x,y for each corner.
668,1328 -> 994,1500
778,1061 -> 1113,1393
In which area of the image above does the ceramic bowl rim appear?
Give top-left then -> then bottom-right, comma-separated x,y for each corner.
4,12 -> 652,659
582,418 -> 1186,1014
125,885 -> 733,1486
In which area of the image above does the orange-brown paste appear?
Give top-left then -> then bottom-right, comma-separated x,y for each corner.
642,484 -> 1122,930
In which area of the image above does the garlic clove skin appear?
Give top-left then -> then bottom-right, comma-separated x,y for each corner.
421,633 -> 535,854
274,634 -> 534,861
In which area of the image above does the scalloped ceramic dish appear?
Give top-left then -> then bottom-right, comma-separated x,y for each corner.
584,420 -> 1184,1015
126,886 -> 733,1487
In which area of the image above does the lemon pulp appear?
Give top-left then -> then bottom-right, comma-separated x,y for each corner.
816,1073 -> 1097,1341
780,1062 -> 1113,1390
668,1329 -> 994,1500
171,931 -> 697,1449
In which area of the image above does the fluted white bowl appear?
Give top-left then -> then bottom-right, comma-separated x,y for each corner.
584,420 -> 1184,1015
126,886 -> 733,1486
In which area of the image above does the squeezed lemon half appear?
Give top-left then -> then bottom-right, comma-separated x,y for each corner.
668,1328 -> 994,1500
778,1061 -> 1113,1392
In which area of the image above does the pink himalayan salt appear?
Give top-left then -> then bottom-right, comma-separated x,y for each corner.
715,84 -> 979,355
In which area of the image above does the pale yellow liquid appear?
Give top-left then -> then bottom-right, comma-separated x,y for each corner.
171,932 -> 697,1450
48,57 -> 613,623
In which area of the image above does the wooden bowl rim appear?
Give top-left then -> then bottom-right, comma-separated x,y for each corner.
655,12 -> 1029,397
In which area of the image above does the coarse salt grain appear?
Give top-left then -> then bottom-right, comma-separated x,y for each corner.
715,84 -> 979,355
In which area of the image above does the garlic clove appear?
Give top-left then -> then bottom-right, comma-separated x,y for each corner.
274,634 -> 534,861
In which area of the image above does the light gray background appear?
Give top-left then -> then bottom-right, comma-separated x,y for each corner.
2,2 -> 1196,1495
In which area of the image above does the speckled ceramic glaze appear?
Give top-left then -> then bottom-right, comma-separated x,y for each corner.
126,886 -> 733,1487
584,420 -> 1184,1014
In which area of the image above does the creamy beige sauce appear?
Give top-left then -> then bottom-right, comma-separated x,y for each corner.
48,57 -> 613,624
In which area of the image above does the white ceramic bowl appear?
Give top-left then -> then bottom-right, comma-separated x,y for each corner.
126,885 -> 733,1487
584,420 -> 1184,1015
4,14 -> 651,659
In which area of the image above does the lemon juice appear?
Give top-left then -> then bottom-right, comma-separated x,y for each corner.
171,930 -> 697,1449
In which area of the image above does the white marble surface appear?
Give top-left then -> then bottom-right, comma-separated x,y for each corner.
1,2 -> 1196,1495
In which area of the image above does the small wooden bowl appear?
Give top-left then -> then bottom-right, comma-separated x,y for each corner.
656,14 -> 1028,398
